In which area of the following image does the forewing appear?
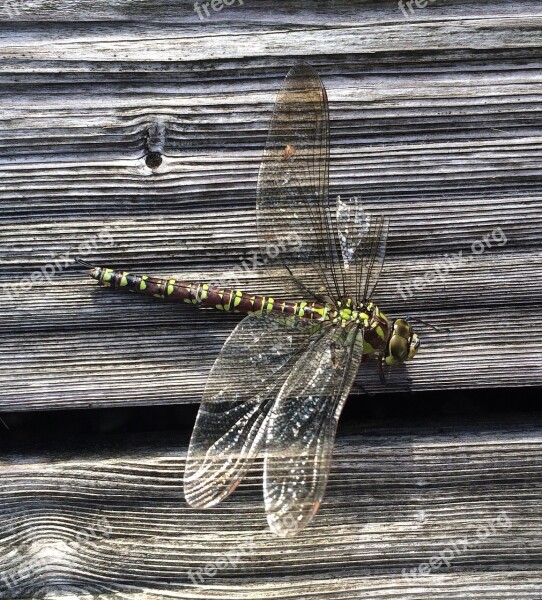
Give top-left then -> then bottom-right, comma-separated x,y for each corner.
184,313 -> 326,508
263,325 -> 365,536
336,195 -> 389,303
257,63 -> 344,301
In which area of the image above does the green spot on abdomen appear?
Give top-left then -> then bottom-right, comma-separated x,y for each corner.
233,290 -> 243,308
199,284 -> 209,301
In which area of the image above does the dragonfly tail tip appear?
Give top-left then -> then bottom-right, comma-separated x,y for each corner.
74,256 -> 94,269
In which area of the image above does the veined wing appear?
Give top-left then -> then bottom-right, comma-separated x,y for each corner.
257,63 -> 345,302
264,324 -> 365,536
336,195 -> 389,304
184,313 -> 327,508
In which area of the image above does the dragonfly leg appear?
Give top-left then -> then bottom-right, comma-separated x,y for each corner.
377,353 -> 387,385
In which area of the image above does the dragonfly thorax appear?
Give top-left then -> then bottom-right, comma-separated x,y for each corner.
333,298 -> 377,326
329,299 -> 391,359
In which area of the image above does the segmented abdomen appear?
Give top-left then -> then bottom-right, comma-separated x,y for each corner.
91,268 -> 331,322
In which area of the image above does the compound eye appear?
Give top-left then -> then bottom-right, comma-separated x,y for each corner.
393,319 -> 411,338
389,335 -> 409,362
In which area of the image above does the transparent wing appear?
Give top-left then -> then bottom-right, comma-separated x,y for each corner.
184,313 -> 327,508
257,63 -> 345,302
336,195 -> 389,303
264,324 -> 365,536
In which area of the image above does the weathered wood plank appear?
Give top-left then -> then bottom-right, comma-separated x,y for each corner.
3,19 -> 542,64
1,421 -> 542,598
1,269 -> 541,411
1,0 -> 541,23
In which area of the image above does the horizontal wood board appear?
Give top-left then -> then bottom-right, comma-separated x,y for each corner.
1,420 -> 542,599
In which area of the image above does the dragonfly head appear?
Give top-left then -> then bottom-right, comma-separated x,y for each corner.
384,318 -> 420,366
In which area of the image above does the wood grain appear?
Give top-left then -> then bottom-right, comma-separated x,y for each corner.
1,3 -> 541,598
1,420 -> 542,598
1,0 -> 541,412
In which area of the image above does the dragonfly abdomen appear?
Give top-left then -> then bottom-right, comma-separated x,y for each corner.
90,268 -> 331,321
89,268 -> 389,354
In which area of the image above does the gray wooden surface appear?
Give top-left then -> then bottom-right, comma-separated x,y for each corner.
1,419 -> 542,599
1,1 -> 542,599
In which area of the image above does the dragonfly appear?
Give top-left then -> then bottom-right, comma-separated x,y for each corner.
79,64 -> 420,537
